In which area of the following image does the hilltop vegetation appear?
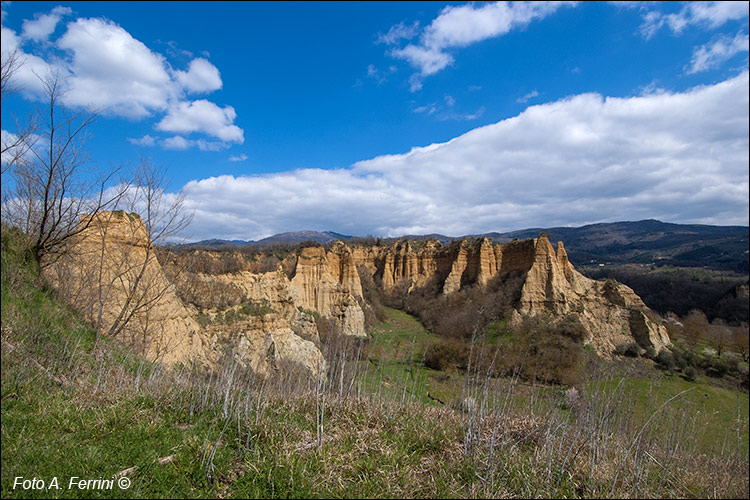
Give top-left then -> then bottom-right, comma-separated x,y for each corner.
581,265 -> 748,324
2,226 -> 749,499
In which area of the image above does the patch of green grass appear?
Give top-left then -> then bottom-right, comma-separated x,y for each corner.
363,308 -> 470,405
368,307 -> 438,362
586,374 -> 749,458
484,317 -> 512,344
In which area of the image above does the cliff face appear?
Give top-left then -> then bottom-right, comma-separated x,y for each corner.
512,236 -> 670,354
346,235 -> 670,355
46,213 -> 670,381
290,244 -> 366,338
43,213 -> 327,380
42,212 -> 205,366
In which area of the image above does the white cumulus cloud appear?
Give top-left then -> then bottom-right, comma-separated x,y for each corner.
156,100 -> 244,143
161,136 -> 192,150
127,134 -> 157,147
56,17 -> 176,118
175,57 -> 222,93
640,1 -> 749,39
2,6 -> 243,151
20,5 -> 71,42
384,1 -> 577,90
160,135 -> 230,151
376,20 -> 419,45
178,72 -> 749,241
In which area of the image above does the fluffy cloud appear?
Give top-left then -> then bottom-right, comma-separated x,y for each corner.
3,6 -> 241,150
179,72 -> 749,241
376,20 -> 419,45
56,17 -> 176,118
175,57 -> 222,93
21,5 -> 71,42
640,1 -> 749,39
686,31 -> 749,74
1,24 -> 65,95
160,135 -> 230,151
156,100 -> 244,143
384,1 -> 576,89
161,136 -> 192,150
127,134 -> 157,146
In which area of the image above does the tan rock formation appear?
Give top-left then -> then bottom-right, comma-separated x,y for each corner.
353,234 -> 670,355
43,212 -> 327,380
290,246 -> 367,337
44,212 -> 670,381
443,239 -> 502,294
213,322 -> 325,382
374,240 -> 449,291
513,235 -> 670,354
42,211 -> 205,366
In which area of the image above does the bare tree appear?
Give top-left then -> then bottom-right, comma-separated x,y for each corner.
46,158 -> 193,356
680,309 -> 708,354
731,326 -> 749,362
1,47 -> 23,99
1,47 -> 37,175
1,72 -> 123,262
103,160 -> 192,341
708,318 -> 731,358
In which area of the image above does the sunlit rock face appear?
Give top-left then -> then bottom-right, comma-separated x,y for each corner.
351,235 -> 670,355
48,213 -> 669,382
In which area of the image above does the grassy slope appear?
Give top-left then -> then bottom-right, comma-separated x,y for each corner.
2,229 -> 748,498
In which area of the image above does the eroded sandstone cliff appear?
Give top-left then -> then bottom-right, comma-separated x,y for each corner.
42,211 -> 206,366
345,234 -> 670,355
45,213 -> 670,382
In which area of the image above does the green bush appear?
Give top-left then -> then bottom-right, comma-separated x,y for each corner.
655,349 -> 675,370
672,348 -> 687,370
682,348 -> 698,368
704,355 -> 730,378
498,315 -> 585,386
196,313 -> 211,327
684,366 -> 698,381
556,314 -> 587,343
423,339 -> 469,372
239,298 -> 275,317
616,342 -> 641,358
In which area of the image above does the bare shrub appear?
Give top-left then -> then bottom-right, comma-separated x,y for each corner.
398,272 -> 518,342
732,326 -> 749,361
424,338 -> 469,371
504,314 -> 587,386
681,309 -> 709,353
249,255 -> 281,274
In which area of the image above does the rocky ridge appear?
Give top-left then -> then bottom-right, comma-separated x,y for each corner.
45,213 -> 670,381
351,235 -> 669,355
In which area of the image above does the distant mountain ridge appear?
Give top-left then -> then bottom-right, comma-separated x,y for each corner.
187,220 -> 748,273
191,230 -> 352,248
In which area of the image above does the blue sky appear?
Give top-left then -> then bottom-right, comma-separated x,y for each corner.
1,1 -> 748,241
